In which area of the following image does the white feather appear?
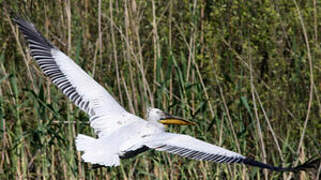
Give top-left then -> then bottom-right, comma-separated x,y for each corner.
144,133 -> 245,163
51,50 -> 142,136
76,134 -> 120,166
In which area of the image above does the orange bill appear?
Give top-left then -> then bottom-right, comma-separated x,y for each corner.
159,117 -> 195,125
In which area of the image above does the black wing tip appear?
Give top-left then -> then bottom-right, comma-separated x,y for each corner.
12,17 -> 35,30
243,157 -> 321,172
291,157 -> 321,172
12,17 -> 54,49
12,16 -> 25,24
242,158 -> 281,171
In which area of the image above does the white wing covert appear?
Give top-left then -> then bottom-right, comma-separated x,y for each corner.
144,133 -> 305,171
14,18 -> 140,136
145,133 -> 245,164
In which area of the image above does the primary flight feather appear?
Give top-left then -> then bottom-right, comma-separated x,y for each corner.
14,17 -> 318,171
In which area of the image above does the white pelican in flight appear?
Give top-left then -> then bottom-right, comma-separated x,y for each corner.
14,18 -> 319,172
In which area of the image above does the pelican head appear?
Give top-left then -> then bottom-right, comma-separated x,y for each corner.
147,107 -> 195,125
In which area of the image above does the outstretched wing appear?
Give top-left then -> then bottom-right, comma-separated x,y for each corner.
14,18 -> 141,136
145,133 -> 245,163
144,133 -> 313,172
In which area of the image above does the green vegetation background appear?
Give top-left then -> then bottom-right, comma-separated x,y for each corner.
0,0 -> 320,179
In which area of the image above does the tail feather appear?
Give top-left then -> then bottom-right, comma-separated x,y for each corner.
75,134 -> 120,167
76,134 -> 97,151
